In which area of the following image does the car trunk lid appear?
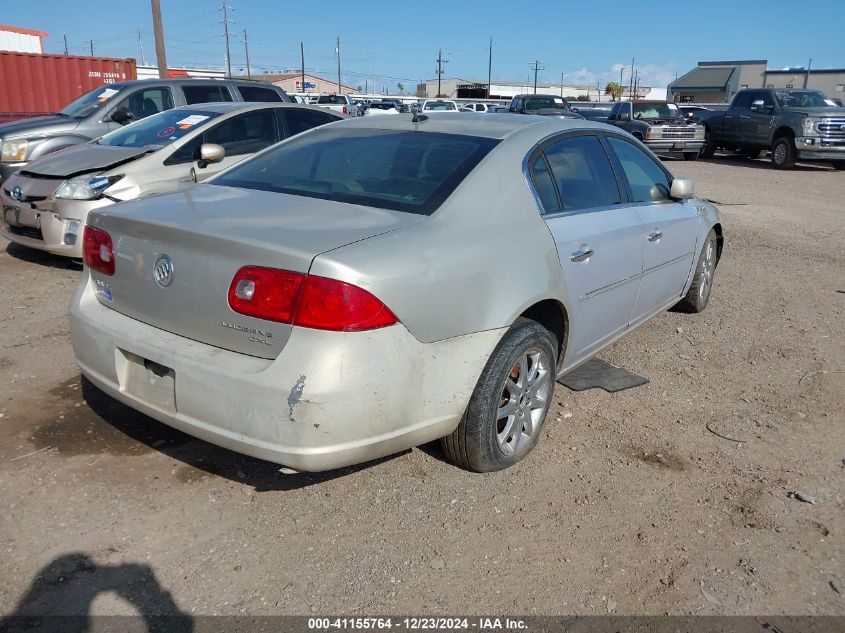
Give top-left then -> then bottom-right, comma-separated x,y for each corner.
87,184 -> 422,359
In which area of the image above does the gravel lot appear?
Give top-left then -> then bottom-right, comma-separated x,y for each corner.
0,154 -> 843,618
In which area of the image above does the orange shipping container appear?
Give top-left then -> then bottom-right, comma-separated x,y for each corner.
0,51 -> 137,118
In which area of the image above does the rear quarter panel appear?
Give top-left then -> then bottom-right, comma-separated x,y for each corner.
308,130 -> 571,345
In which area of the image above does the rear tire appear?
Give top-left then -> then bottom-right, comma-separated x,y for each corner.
771,136 -> 797,169
676,229 -> 718,313
832,160 -> 845,171
699,130 -> 716,158
683,152 -> 698,161
442,318 -> 556,472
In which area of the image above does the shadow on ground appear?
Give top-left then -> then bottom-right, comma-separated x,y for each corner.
0,553 -> 193,633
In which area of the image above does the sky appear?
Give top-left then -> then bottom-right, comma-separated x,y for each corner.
3,0 -> 844,92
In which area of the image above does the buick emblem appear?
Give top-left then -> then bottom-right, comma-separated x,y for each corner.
11,186 -> 23,201
153,254 -> 174,288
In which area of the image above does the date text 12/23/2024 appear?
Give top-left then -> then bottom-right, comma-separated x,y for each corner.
308,618 -> 528,631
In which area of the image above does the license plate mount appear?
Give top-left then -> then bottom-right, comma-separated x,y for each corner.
119,350 -> 176,414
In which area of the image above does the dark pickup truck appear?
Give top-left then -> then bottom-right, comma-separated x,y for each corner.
606,101 -> 705,160
695,88 -> 845,170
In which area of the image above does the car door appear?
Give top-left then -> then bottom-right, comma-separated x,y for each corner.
742,91 -> 775,146
724,91 -> 753,145
531,133 -> 645,362
604,135 -> 699,323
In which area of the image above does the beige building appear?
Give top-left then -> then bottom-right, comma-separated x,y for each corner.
251,72 -> 359,95
670,60 -> 845,103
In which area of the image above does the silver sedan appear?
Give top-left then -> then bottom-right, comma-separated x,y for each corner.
69,113 -> 722,472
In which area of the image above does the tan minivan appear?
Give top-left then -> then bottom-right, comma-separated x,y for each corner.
0,102 -> 343,258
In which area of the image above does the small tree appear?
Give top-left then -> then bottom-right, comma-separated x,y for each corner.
397,82 -> 405,94
604,81 -> 623,101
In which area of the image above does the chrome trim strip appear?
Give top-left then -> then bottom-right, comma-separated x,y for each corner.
642,252 -> 693,275
578,272 -> 641,302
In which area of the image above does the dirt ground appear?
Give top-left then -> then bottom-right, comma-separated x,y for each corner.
0,154 -> 843,619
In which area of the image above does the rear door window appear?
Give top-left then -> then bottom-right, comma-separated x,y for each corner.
183,84 -> 234,105
212,129 -> 499,215
205,109 -> 279,156
529,154 -> 560,213
280,108 -> 338,137
237,86 -> 283,102
542,135 -> 622,211
606,136 -> 672,202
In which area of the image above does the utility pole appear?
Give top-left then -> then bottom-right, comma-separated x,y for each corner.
435,49 -> 448,97
628,56 -> 635,100
243,30 -> 251,79
63,33 -> 68,55
219,2 -> 233,78
560,72 -> 564,97
487,37 -> 493,99
89,40 -> 94,56
138,30 -> 147,66
804,58 -> 812,89
300,42 -> 305,94
336,37 -> 341,93
151,0 -> 168,78
532,60 -> 543,94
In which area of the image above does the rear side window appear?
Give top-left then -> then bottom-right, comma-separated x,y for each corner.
529,155 -> 559,213
205,110 -> 279,156
212,129 -> 499,215
542,136 -> 621,211
606,136 -> 672,202
238,86 -> 283,102
183,84 -> 233,105
281,108 -> 337,137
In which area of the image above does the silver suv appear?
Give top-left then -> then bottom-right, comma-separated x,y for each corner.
0,79 -> 291,184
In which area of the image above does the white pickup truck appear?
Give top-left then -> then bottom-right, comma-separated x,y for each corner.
313,94 -> 359,117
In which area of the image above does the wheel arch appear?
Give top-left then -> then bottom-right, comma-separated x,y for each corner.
771,126 -> 795,143
712,222 -> 724,263
518,298 -> 568,368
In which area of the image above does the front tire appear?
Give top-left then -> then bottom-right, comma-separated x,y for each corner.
699,130 -> 716,158
442,318 -> 556,472
676,229 -> 718,313
771,136 -> 797,169
832,160 -> 845,171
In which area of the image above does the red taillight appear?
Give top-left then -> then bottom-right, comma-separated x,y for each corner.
227,266 -> 398,332
82,226 -> 115,276
342,105 -> 348,114
228,267 -> 304,323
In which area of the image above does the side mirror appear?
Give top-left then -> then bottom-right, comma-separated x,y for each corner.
618,112 -> 630,121
110,107 -> 134,125
670,176 -> 694,200
197,143 -> 225,168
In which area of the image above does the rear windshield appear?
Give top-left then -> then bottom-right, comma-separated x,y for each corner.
423,101 -> 457,111
317,95 -> 347,105
212,128 -> 499,215
526,97 -> 568,111
97,109 -> 222,147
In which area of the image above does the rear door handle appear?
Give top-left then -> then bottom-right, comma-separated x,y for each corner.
648,231 -> 663,242
570,248 -> 594,262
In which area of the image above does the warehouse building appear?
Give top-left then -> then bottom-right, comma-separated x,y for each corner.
0,24 -> 48,54
251,72 -> 359,95
415,77 -> 660,101
669,60 -> 845,103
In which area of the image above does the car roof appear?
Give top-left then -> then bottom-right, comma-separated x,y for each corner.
104,78 -> 282,89
332,111 -> 608,140
166,102 -> 333,115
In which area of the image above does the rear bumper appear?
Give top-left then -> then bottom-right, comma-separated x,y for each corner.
69,274 -> 505,472
795,137 -> 845,161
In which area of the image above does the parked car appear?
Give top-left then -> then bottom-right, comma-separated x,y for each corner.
509,94 -> 583,119
486,106 -> 510,113
1,103 -> 342,258
695,88 -> 845,169
421,100 -> 458,112
364,101 -> 401,116
570,105 -> 612,122
314,94 -> 358,117
606,101 -> 705,161
461,103 -> 489,113
0,78 -> 292,185
69,113 -> 722,473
